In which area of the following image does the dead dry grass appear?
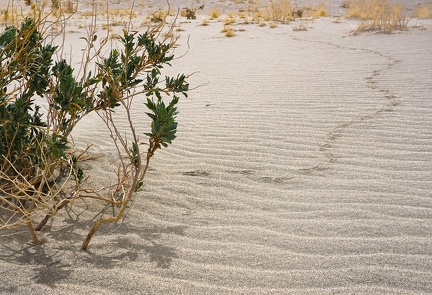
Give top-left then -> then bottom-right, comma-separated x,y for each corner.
209,7 -> 221,19
314,3 -> 328,17
302,2 -> 328,18
0,0 -> 78,27
221,25 -> 235,37
413,4 -> 432,19
345,0 -> 409,33
264,0 -> 293,23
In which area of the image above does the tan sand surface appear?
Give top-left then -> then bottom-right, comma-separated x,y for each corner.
1,0 -> 432,294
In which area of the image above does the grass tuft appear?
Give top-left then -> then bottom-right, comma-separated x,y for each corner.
150,10 -> 167,23
315,3 -> 328,17
346,0 -> 409,33
413,4 -> 432,19
222,26 -> 235,37
264,0 -> 293,23
209,7 -> 221,19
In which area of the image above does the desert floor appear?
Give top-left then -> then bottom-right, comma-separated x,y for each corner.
1,0 -> 432,294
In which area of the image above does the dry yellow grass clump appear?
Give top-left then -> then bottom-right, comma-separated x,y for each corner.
413,4 -> 432,19
82,10 -> 96,17
345,0 -> 409,33
0,0 -> 78,27
302,3 -> 328,17
107,8 -> 136,18
0,9 -> 20,26
251,11 -> 263,22
264,0 -> 293,23
102,19 -> 125,30
150,10 -> 167,22
209,7 -> 221,19
238,11 -> 248,19
224,12 -> 237,25
314,3 -> 328,17
48,0 -> 76,14
269,21 -> 277,28
221,26 -> 235,37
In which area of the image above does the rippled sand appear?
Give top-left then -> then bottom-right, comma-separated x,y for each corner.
1,0 -> 432,294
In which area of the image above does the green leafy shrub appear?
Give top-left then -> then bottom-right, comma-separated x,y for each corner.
0,14 -> 188,249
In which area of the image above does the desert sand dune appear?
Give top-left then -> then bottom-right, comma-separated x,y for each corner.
1,0 -> 432,294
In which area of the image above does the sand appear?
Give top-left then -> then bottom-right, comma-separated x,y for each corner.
1,0 -> 432,294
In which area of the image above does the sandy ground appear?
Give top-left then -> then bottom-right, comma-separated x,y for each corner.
1,0 -> 432,294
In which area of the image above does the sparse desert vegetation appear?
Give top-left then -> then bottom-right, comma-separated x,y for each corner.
0,4 -> 188,249
313,3 -> 328,17
1,0 -> 431,294
0,4 -> 424,250
222,25 -> 235,36
150,10 -> 167,23
209,7 -> 221,19
345,0 -> 409,33
264,0 -> 293,23
224,13 -> 237,25
413,3 -> 432,19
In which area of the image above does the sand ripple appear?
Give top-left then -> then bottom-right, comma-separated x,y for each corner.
1,9 -> 432,295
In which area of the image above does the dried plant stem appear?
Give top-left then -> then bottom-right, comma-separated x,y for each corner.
27,221 -> 41,244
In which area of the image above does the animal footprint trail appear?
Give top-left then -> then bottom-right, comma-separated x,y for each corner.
291,36 -> 401,177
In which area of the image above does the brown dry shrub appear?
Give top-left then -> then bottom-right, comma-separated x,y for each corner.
413,4 -> 432,19
264,0 -> 293,23
346,0 -> 409,33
